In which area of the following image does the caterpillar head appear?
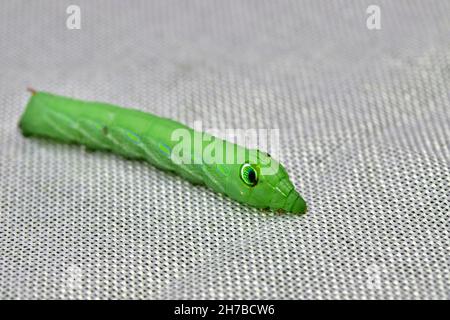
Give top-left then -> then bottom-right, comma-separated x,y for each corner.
224,150 -> 307,214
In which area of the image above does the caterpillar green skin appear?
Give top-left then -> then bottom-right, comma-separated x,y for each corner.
19,91 -> 307,214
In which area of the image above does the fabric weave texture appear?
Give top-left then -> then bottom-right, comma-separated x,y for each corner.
0,0 -> 449,299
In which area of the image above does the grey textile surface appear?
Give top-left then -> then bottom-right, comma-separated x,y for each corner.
0,0 -> 449,299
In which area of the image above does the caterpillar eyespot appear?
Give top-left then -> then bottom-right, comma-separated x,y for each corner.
240,163 -> 258,187
19,90 -> 307,214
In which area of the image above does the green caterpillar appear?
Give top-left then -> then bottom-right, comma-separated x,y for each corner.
19,90 -> 307,214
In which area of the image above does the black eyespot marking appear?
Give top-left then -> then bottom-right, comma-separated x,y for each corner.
248,169 -> 256,183
240,163 -> 259,187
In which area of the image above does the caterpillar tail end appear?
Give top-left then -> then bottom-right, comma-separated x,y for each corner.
26,87 -> 37,95
19,87 -> 38,136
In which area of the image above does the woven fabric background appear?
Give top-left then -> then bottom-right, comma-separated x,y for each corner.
0,0 -> 449,299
